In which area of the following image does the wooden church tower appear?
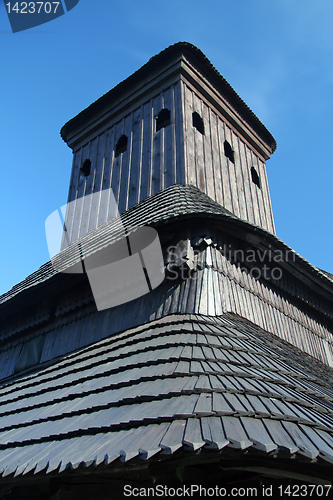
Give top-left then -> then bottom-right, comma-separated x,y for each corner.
0,43 -> 332,498
61,42 -> 276,243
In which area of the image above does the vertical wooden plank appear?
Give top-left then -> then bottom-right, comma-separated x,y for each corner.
251,151 -> 266,229
118,113 -> 133,214
188,267 -> 200,314
128,106 -> 143,209
224,274 -> 233,314
162,86 -> 175,189
67,150 -> 81,204
217,118 -> 230,211
0,345 -> 21,379
140,100 -> 153,202
98,125 -> 115,227
231,132 -> 247,222
258,158 -> 275,234
243,276 -> 255,325
235,279 -> 246,319
192,93 -> 206,192
184,85 -> 196,187
88,132 -> 106,233
254,289 -> 267,332
269,287 -> 284,341
169,281 -> 182,315
219,274 -> 228,314
212,269 -> 223,316
247,286 -> 257,328
79,137 -> 98,238
252,277 -> 263,327
152,92 -> 164,195
180,273 -> 192,314
223,123 -> 239,217
259,281 -> 273,334
161,282 -> 173,317
202,103 -> 215,200
70,143 -> 90,242
210,110 -> 223,206
175,81 -> 186,185
63,147 -> 82,247
198,268 -> 209,315
244,144 -> 261,228
231,279 -> 242,317
273,295 -> 287,343
238,140 -> 254,224
110,120 -> 125,210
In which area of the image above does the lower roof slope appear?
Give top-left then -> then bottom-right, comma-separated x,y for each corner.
1,184 -> 332,311
0,313 -> 332,483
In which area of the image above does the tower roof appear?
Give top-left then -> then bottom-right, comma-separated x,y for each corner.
61,42 -> 276,156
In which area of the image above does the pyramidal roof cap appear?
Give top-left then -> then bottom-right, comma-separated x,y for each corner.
61,42 -> 276,153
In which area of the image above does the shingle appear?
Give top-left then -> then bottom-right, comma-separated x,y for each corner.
245,395 -> 272,418
263,419 -> 298,454
194,393 -> 213,416
299,425 -> 333,463
212,392 -> 234,416
138,422 -> 170,460
240,417 -> 277,453
200,416 -> 229,450
183,417 -> 206,450
159,419 -> 186,454
221,416 -> 252,449
0,311 -> 332,478
281,421 -> 319,459
194,375 -> 212,392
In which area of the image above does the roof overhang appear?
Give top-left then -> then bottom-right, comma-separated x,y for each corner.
60,43 -> 276,160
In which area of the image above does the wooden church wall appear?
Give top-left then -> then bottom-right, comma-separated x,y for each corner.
1,232 -> 332,382
182,82 -> 275,234
158,237 -> 333,366
65,82 -> 185,244
64,80 -> 275,246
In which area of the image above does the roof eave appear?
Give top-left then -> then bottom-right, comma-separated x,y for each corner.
60,42 -> 276,157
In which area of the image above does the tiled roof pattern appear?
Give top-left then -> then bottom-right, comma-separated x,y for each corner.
60,42 -> 276,152
0,313 -> 332,479
1,185 -> 332,308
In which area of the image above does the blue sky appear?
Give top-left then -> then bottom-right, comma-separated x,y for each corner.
0,0 -> 332,295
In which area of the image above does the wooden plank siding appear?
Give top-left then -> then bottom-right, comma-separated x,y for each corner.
181,82 -> 275,233
64,81 -> 275,245
2,238 -> 332,381
65,83 -> 186,244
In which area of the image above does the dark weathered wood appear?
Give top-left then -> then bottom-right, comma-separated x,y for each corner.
128,105 -> 143,209
159,419 -> 186,454
222,416 -> 252,449
241,417 -> 277,453
163,86 -> 175,189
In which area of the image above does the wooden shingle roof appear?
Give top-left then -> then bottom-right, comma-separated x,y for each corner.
0,313 -> 332,481
1,184 -> 332,313
60,42 -> 276,154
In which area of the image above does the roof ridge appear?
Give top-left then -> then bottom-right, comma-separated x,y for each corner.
60,42 -> 276,152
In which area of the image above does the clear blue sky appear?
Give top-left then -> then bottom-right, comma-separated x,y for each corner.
1,0 -> 332,295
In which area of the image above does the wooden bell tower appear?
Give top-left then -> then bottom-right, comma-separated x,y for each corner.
61,42 -> 277,244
